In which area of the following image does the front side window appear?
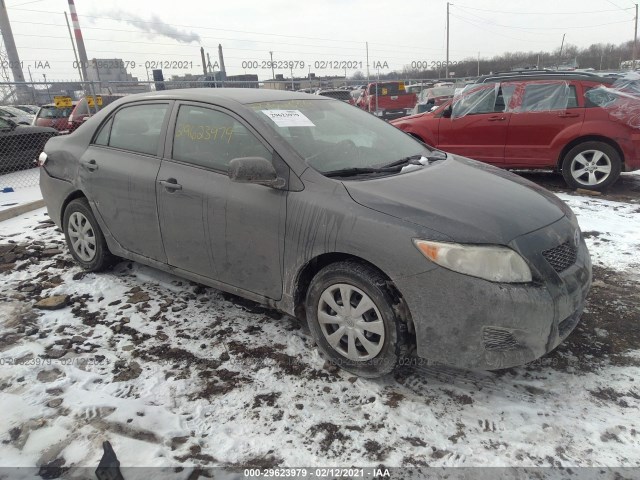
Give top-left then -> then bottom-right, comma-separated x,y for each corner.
451,84 -> 499,117
108,104 -> 168,155
0,118 -> 11,129
172,105 -> 271,172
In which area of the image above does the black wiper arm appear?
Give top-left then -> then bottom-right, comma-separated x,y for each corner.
381,154 -> 424,169
324,166 -> 401,178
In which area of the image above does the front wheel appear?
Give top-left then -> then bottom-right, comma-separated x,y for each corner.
305,261 -> 409,378
561,141 -> 622,191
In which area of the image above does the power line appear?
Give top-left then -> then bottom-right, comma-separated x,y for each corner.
453,4 -> 632,14
452,9 -> 632,30
604,0 -> 631,11
450,14 -> 558,44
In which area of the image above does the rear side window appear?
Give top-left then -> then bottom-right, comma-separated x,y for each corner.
93,117 -> 113,146
520,83 -> 578,111
172,105 -> 271,172
108,104 -> 168,155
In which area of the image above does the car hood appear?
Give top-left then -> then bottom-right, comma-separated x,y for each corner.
343,155 -> 568,244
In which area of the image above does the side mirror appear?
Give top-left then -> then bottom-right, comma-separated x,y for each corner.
442,105 -> 452,118
228,157 -> 285,188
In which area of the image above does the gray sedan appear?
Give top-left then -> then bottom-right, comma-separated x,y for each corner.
39,89 -> 591,377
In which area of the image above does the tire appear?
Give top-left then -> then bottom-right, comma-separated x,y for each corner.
305,261 -> 409,378
561,141 -> 622,191
63,198 -> 115,271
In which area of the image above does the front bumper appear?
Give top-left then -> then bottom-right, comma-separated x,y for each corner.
395,216 -> 591,370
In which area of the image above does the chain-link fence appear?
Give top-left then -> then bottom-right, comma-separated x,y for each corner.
0,77 -> 460,191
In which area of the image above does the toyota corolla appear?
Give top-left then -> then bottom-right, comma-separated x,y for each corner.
38,89 -> 591,377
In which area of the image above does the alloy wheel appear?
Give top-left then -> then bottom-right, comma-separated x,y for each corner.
570,149 -> 612,186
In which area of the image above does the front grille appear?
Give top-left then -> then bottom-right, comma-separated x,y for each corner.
482,327 -> 521,352
542,241 -> 577,273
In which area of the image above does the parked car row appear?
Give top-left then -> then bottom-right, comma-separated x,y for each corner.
0,117 -> 57,173
392,70 -> 640,191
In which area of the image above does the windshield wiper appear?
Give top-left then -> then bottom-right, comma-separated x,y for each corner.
323,166 -> 402,178
381,151 -> 447,169
381,154 -> 425,169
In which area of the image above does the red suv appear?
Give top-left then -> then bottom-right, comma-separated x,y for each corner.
391,72 -> 640,191
33,103 -> 77,133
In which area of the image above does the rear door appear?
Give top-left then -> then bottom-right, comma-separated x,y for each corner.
504,80 -> 584,167
157,102 -> 287,300
437,83 -> 515,164
79,102 -> 171,261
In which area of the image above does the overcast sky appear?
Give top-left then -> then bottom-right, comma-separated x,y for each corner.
2,0 -> 637,81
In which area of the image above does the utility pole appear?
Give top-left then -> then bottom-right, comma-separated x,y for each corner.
64,12 -> 83,82
633,3 -> 638,68
477,52 -> 480,76
0,0 -> 30,103
269,51 -> 275,80
446,2 -> 450,78
558,33 -> 566,70
366,42 -> 370,84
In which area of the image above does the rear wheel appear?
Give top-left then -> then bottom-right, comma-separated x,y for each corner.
63,198 -> 115,271
305,261 -> 408,378
561,141 -> 621,191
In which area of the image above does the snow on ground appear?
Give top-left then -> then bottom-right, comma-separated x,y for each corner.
0,169 -> 41,213
556,194 -> 640,276
0,194 -> 638,476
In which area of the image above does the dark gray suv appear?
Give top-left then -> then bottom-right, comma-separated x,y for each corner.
39,89 -> 591,377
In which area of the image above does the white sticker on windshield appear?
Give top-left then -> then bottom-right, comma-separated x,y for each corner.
261,110 -> 315,127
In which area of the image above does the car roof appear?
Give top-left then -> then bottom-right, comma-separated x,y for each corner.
112,88 -> 329,105
474,70 -> 616,84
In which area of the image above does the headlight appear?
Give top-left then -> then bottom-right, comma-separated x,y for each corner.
413,239 -> 532,283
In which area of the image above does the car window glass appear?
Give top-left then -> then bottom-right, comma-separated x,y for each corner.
520,82 -> 571,112
452,84 -> 499,117
0,118 -> 10,129
93,117 -> 113,146
172,105 -> 271,172
40,106 -> 73,119
108,104 -> 168,155
75,99 -> 90,116
249,99 -> 429,172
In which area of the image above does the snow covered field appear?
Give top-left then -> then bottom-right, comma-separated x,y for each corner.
0,187 -> 638,476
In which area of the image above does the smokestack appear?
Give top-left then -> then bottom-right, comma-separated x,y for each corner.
67,0 -> 90,82
0,0 -> 30,102
218,44 -> 226,80
200,47 -> 207,76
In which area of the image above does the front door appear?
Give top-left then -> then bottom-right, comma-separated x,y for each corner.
78,102 -> 171,262
157,102 -> 286,300
437,83 -> 514,164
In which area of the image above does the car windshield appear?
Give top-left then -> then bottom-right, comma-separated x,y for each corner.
1,106 -> 28,116
248,98 -> 430,173
39,106 -> 73,118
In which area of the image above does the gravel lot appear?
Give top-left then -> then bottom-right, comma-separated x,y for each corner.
0,174 -> 639,476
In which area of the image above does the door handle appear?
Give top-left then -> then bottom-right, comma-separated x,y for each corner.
558,112 -> 580,118
159,179 -> 182,191
488,116 -> 506,121
82,159 -> 98,172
